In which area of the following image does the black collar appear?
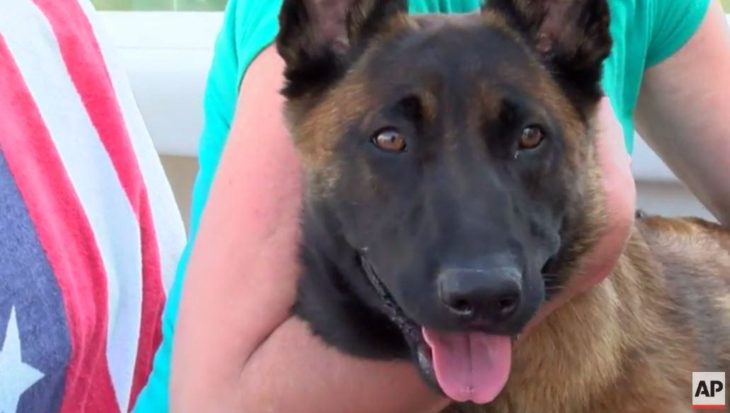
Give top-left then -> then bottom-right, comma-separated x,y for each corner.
358,253 -> 420,339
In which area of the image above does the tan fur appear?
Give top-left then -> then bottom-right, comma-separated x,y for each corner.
285,13 -> 416,197
438,218 -> 730,413
287,78 -> 370,196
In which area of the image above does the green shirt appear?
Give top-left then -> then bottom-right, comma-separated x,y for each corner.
133,0 -> 710,411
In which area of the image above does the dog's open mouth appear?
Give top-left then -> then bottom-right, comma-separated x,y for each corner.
359,255 -> 513,404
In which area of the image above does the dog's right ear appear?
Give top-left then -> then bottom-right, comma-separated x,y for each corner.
277,0 -> 407,99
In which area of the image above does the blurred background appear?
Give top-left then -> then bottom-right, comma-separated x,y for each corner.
90,1 -> 730,230
93,0 -> 226,11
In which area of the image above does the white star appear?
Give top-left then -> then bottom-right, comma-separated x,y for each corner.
0,307 -> 45,413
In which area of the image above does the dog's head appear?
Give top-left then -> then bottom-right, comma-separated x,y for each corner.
278,0 -> 611,403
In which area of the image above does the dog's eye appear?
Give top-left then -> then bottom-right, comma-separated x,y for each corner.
518,125 -> 545,150
372,129 -> 407,152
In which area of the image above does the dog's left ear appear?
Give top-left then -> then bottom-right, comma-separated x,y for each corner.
277,0 -> 408,99
486,0 -> 612,106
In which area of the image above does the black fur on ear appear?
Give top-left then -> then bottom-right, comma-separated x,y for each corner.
277,0 -> 407,99
347,0 -> 408,46
486,0 -> 612,107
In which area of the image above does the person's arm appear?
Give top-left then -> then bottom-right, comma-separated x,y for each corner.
170,46 -> 448,413
636,1 -> 730,225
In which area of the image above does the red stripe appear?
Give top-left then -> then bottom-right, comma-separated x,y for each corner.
0,38 -> 119,413
692,406 -> 727,410
31,2 -> 166,409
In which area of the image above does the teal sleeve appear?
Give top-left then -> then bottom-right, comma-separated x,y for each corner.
645,0 -> 711,67
192,0 -> 282,237
410,0 -> 481,13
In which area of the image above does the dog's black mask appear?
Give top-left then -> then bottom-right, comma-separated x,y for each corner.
277,0 -> 611,397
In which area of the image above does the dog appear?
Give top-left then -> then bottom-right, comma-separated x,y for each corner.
275,0 -> 730,411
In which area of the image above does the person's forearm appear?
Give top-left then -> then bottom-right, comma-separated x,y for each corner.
238,317 -> 448,413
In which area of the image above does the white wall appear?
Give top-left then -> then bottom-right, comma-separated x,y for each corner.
99,12 -> 219,228
99,12 -> 725,226
636,181 -> 713,220
632,138 -> 714,220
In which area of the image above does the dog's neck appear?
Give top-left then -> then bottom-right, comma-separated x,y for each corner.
461,229 -> 679,413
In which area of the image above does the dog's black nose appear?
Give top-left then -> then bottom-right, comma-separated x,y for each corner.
437,267 -> 522,323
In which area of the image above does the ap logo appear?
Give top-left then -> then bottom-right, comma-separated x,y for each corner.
693,372 -> 726,410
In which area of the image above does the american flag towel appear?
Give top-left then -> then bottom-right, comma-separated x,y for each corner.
0,0 -> 186,412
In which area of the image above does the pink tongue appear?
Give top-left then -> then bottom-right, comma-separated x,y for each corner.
422,328 -> 512,404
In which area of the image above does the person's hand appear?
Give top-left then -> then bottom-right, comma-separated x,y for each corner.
526,97 -> 637,333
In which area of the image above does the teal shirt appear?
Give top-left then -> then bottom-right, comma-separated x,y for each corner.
133,0 -> 710,410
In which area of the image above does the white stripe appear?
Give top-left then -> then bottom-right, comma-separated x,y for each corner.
0,1 -> 141,411
78,0 -> 186,295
